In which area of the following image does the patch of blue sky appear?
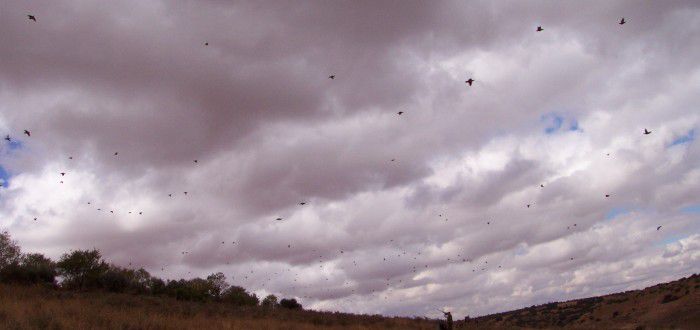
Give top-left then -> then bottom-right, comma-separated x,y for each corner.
669,129 -> 695,147
605,206 -> 630,220
542,113 -> 564,134
657,234 -> 687,247
0,165 -> 9,188
541,112 -> 580,134
679,204 -> 700,214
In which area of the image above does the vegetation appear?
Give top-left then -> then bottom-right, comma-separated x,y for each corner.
2,231 -> 699,329
0,231 -> 267,307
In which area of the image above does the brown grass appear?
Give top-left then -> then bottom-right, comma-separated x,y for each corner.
2,274 -> 699,329
461,274 -> 700,329
0,284 -> 436,329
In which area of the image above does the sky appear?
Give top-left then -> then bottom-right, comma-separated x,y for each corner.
1,0 -> 699,318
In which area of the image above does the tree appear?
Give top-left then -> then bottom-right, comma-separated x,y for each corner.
56,249 -> 108,289
18,253 -> 56,284
0,231 -> 21,270
279,298 -> 302,310
221,285 -> 259,306
262,294 -> 278,309
206,272 -> 229,298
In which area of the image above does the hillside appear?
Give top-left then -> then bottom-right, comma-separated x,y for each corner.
1,274 -> 698,329
463,273 -> 700,329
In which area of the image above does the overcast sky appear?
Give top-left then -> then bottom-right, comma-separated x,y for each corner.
1,0 -> 699,318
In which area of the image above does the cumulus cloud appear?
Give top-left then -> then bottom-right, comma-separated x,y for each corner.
1,0 -> 699,317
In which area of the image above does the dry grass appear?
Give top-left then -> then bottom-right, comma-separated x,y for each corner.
461,274 -> 700,329
0,284 -> 436,329
2,274 -> 699,329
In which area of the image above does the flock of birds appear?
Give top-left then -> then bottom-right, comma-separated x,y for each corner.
1,12 -> 670,314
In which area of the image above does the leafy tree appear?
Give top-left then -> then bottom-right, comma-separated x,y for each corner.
56,249 -> 108,289
206,272 -> 229,298
0,231 -> 21,271
279,298 -> 302,310
18,253 -> 57,284
221,285 -> 259,306
262,294 -> 278,309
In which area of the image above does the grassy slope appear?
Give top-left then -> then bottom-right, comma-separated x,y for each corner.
463,273 -> 700,329
1,274 -> 698,329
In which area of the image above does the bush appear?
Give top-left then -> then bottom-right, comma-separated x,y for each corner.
56,249 -> 109,290
221,286 -> 259,306
262,294 -> 278,309
279,298 -> 302,310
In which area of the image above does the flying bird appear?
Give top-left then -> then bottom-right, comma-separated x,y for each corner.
527,204 -> 531,208
168,194 -> 172,197
114,152 -> 119,155
657,226 -> 662,231
619,17 -> 626,25
27,14 -> 36,22
60,172 -> 65,176
4,135 -> 10,142
540,184 -> 544,188
183,191 -> 188,195
23,130 -> 30,137
328,75 -> 335,80
69,156 -> 73,159
605,194 -> 610,198
194,160 -> 198,163
299,202 -> 306,206
537,26 -> 543,32
204,42 -> 209,46
397,111 -> 404,115
275,217 -> 283,221
465,78 -> 474,86
644,128 -> 651,135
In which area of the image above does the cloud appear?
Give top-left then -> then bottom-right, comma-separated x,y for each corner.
1,0 -> 700,318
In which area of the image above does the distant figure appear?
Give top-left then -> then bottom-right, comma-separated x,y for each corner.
619,17 -> 626,25
328,75 -> 335,80
438,311 -> 453,330
465,78 -> 474,86
27,14 -> 36,22
644,128 -> 651,135
537,26 -> 543,32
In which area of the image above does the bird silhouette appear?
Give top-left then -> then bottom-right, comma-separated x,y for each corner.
540,184 -> 544,188
537,26 -> 543,32
397,111 -> 404,115
168,194 -> 172,197
23,130 -> 30,137
619,18 -> 626,25
69,156 -> 73,159
275,217 -> 283,221
527,204 -> 531,208
657,226 -> 662,231
644,128 -> 651,135
328,75 -> 335,80
4,135 -> 10,142
27,14 -> 36,22
299,202 -> 307,205
605,194 -> 610,198
465,78 -> 474,86
194,160 -> 198,163
183,192 -> 188,195
204,42 -> 209,46
114,152 -> 119,155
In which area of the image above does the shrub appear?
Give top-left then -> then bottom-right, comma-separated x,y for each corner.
279,298 -> 302,310
56,249 -> 109,290
221,286 -> 259,306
